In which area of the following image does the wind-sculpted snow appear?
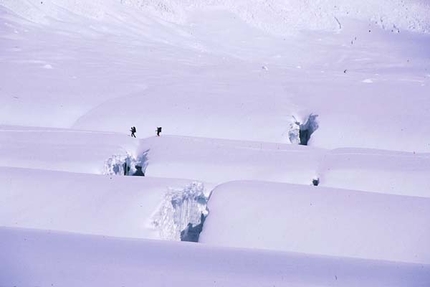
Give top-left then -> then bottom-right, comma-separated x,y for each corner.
0,157 -> 209,241
1,0 -> 430,33
1,0 -> 430,152
0,126 -> 140,174
0,0 -> 107,24
1,0 -> 430,285
200,181 -> 430,264
3,227 -> 430,287
140,136 -> 430,198
227,0 -> 430,34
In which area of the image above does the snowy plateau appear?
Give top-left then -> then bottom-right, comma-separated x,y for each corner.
1,0 -> 430,286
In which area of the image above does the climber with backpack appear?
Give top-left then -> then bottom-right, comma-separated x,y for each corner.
130,126 -> 136,138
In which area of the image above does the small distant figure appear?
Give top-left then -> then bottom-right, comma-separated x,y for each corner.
156,127 -> 162,136
130,126 -> 136,138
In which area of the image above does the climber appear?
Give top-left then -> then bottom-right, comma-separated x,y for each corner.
130,126 -> 136,138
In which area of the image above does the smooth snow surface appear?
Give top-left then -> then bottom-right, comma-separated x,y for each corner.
1,0 -> 430,286
0,166 -> 195,239
1,0 -> 430,151
200,181 -> 430,264
3,227 -> 430,287
140,136 -> 430,197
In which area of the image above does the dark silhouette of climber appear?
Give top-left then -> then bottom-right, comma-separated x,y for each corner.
156,127 -> 162,136
130,126 -> 136,138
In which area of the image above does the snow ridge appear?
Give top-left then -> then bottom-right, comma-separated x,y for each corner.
208,0 -> 430,34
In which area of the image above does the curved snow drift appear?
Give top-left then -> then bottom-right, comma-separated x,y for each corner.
200,181 -> 430,264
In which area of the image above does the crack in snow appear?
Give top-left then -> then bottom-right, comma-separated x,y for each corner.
151,182 -> 209,241
104,150 -> 148,176
288,114 -> 319,146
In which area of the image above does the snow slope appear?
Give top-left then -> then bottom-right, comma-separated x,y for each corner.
1,1 -> 429,151
0,125 -> 138,174
2,0 -> 430,33
2,127 -> 429,198
200,180 -> 430,264
0,165 -> 212,240
1,0 -> 430,285
2,227 -> 430,287
140,135 -> 430,197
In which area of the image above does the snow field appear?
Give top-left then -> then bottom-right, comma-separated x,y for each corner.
0,126 -> 139,174
1,0 -> 430,285
200,180 -> 430,264
2,0 -> 430,33
0,165 -> 211,240
140,136 -> 430,198
1,2 -> 429,152
2,226 -> 430,287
